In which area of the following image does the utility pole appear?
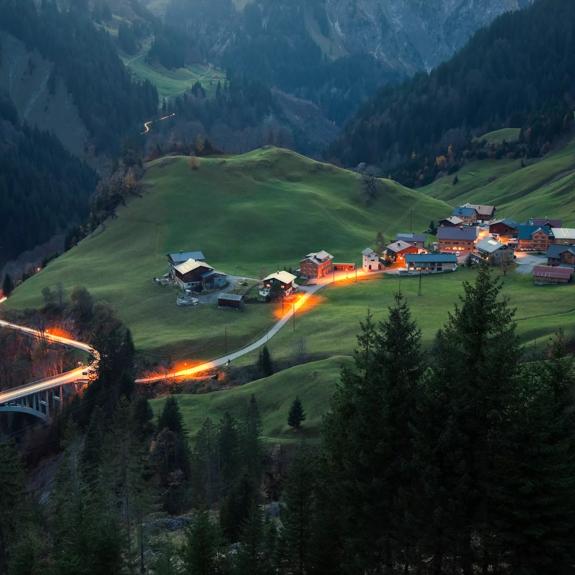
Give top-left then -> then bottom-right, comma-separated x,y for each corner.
418,270 -> 423,296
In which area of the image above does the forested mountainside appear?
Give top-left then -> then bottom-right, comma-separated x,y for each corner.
0,96 -> 97,266
159,0 -> 532,126
330,0 -> 575,186
0,0 -> 158,156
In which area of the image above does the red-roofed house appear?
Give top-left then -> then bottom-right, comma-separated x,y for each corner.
532,265 -> 573,285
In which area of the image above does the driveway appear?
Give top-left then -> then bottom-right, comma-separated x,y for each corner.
515,253 -> 546,274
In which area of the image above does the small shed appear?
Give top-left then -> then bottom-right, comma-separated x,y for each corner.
532,265 -> 573,285
218,293 -> 244,310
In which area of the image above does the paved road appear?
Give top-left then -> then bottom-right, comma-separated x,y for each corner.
141,113 -> 176,135
136,270 -> 376,384
0,297 -> 100,404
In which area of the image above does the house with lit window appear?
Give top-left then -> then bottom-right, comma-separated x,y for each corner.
173,259 -> 227,291
299,251 -> 334,279
362,248 -> 383,272
385,240 -> 419,263
396,233 -> 427,249
437,226 -> 478,254
517,225 -> 552,252
405,253 -> 458,273
261,271 -> 297,298
489,219 -> 519,240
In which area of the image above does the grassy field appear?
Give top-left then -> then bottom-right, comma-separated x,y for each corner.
476,128 -> 521,145
152,356 -> 350,443
123,51 -> 225,100
153,266 -> 575,442
235,267 -> 575,368
7,147 -> 450,361
423,139 -> 575,224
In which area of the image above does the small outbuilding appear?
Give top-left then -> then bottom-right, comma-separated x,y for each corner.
532,265 -> 573,285
218,293 -> 245,310
405,253 -> 458,273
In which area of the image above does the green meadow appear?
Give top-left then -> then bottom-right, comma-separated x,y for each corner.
7,148 -> 449,361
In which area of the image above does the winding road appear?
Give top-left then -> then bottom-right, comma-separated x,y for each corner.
0,268 -> 379,398
141,112 -> 176,135
0,297 -> 100,406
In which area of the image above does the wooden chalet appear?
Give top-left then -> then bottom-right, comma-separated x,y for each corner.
437,226 -> 478,254
299,251 -> 334,279
385,240 -> 419,263
517,225 -> 552,252
547,245 -> 575,267
532,265 -> 573,285
405,253 -> 458,273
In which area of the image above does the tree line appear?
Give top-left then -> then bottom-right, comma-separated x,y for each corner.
330,0 -> 575,186
2,267 -> 575,574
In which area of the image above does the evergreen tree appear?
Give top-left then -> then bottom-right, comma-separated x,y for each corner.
430,265 -> 521,573
258,346 -> 274,377
0,442 -> 25,572
158,396 -> 186,435
182,510 -> 222,575
281,450 -> 316,575
241,395 -> 263,483
130,396 -> 155,444
218,412 -> 240,498
2,273 -> 14,297
192,418 -> 220,507
220,474 -> 257,543
235,504 -> 267,575
287,397 -> 306,430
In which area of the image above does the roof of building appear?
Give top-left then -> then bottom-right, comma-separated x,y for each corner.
386,240 -> 414,253
440,216 -> 464,226
462,203 -> 496,218
168,251 -> 206,264
362,248 -> 377,256
533,265 -> 573,280
517,225 -> 551,240
551,228 -> 575,241
437,226 -> 478,241
264,271 -> 297,285
174,259 -> 212,276
218,293 -> 244,302
547,244 -> 575,258
490,218 -> 519,230
304,250 -> 334,264
406,253 -> 458,264
452,206 -> 477,218
530,218 -> 562,228
396,233 -> 427,243
476,238 -> 505,254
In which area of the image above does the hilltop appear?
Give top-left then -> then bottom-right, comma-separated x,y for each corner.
6,147 -> 449,360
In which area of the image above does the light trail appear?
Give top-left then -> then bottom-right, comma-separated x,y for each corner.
141,112 -> 176,135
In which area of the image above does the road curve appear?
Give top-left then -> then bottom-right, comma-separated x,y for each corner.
0,298 -> 100,405
141,112 -> 176,135
135,270 -> 378,384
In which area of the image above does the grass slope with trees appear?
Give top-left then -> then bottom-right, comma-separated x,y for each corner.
6,147 -> 449,361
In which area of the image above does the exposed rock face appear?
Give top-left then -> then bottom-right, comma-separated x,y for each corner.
324,0 -> 535,72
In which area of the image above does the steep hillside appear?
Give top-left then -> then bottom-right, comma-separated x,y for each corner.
331,0 -> 575,182
422,137 -> 575,224
0,0 -> 158,156
6,147 -> 450,359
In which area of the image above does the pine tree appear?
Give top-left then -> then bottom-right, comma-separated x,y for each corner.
220,474 -> 257,543
430,265 -> 521,573
242,395 -> 263,483
158,396 -> 185,435
182,510 -> 222,575
192,418 -> 220,507
287,397 -> 306,430
2,273 -> 14,297
0,441 -> 25,572
218,412 -> 240,498
281,450 -> 316,575
258,346 -> 274,377
235,504 -> 267,575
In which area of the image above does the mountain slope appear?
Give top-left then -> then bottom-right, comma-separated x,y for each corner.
6,147 -> 450,358
330,0 -> 575,180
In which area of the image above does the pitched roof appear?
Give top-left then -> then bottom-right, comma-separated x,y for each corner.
168,251 -> 206,264
452,206 -> 477,217
551,228 -> 575,241
437,226 -> 478,241
490,218 -> 518,230
462,203 -> 496,218
362,248 -> 377,256
396,233 -> 427,243
405,253 -> 458,264
264,271 -> 297,285
530,218 -> 562,228
386,240 -> 414,253
547,244 -> 575,258
218,293 -> 244,302
174,259 -> 212,276
440,216 -> 464,226
304,250 -> 334,264
517,225 -> 551,240
476,238 -> 505,254
533,265 -> 573,280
